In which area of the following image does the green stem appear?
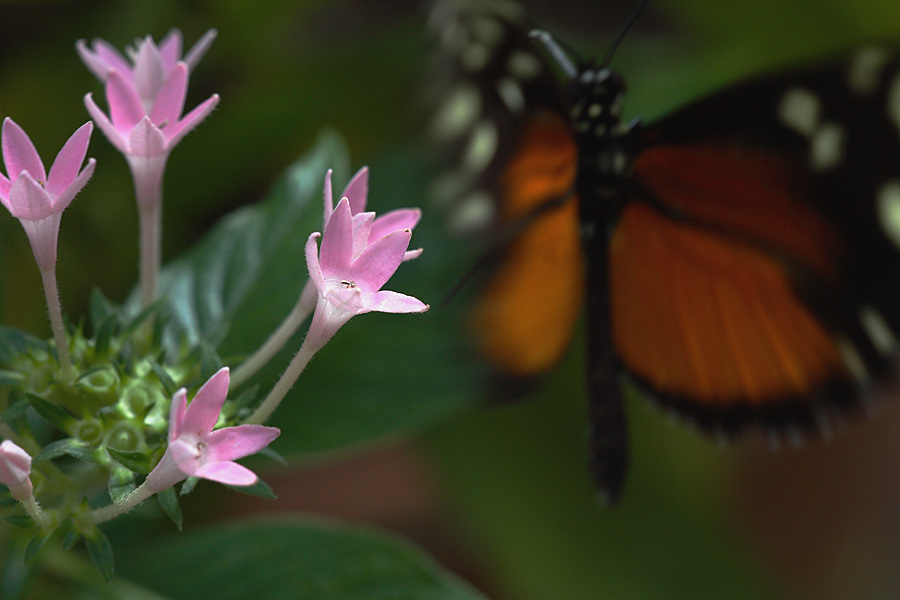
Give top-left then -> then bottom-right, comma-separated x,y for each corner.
38,264 -> 72,379
231,281 -> 316,388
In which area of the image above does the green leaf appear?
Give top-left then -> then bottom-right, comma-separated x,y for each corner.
117,518 -> 489,600
156,487 -> 182,531
1,393 -> 29,424
84,528 -> 115,583
0,369 -> 24,385
106,448 -> 151,474
34,438 -> 104,464
2,515 -> 33,528
226,478 -> 276,499
25,393 -> 77,433
0,325 -> 46,366
23,531 -> 50,563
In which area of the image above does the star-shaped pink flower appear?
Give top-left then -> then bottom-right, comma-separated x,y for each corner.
0,118 -> 95,269
77,29 -> 217,114
305,197 -> 428,348
84,65 -> 219,169
323,167 -> 423,261
144,368 -> 280,493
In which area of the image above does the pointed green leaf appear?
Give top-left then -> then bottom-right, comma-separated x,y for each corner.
117,518 -> 489,600
25,393 -> 77,433
107,448 -> 152,474
24,530 -> 51,563
226,478 -> 276,499
84,528 -> 115,583
2,515 -> 33,528
156,487 -> 182,531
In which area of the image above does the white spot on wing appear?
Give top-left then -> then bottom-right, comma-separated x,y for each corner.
848,47 -> 890,94
448,190 -> 495,232
838,338 -> 870,383
431,85 -> 481,140
496,78 -> 525,113
809,121 -> 845,171
508,51 -> 541,80
462,42 -> 490,72
463,120 -> 498,173
877,180 -> 900,249
779,88 -> 820,137
860,305 -> 898,355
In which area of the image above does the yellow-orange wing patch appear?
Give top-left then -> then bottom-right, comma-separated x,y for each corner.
472,113 -> 582,375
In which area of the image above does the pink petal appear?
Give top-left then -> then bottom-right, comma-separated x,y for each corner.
46,122 -> 92,197
151,63 -> 187,127
403,248 -> 423,262
169,389 -> 188,442
342,166 -> 368,214
2,119 -> 46,184
350,228 -> 410,292
0,172 -> 10,199
131,36 -> 167,106
84,93 -> 129,154
367,290 -> 429,314
164,94 -> 219,150
181,368 -> 230,435
106,70 -> 145,133
52,158 -> 95,213
319,198 -> 353,276
183,29 -> 217,72
129,117 -> 167,158
168,438 -> 201,476
8,173 -> 54,220
206,425 -> 280,462
323,169 -> 334,217
350,211 -> 375,258
193,460 -> 258,486
305,232 -> 325,292
158,29 -> 183,72
0,440 -> 31,487
369,208 -> 421,242
77,38 -> 132,82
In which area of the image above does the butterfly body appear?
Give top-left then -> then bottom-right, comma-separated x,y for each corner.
430,1 -> 900,502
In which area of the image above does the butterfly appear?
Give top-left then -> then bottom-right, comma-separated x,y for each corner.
429,0 -> 900,503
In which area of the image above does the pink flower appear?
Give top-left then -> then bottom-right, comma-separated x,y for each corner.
0,440 -> 34,503
0,118 -> 96,269
77,29 -> 217,113
84,65 -> 219,167
305,197 -> 428,347
143,368 -> 280,493
324,167 -> 422,261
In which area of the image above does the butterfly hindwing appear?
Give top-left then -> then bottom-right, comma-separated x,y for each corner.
609,48 -> 900,438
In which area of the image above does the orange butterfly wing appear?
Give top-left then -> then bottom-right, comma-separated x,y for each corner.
472,113 -> 583,376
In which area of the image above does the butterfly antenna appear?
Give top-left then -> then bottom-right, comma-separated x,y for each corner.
599,0 -> 651,67
528,29 -> 579,79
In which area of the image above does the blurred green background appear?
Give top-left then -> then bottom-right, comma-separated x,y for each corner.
3,0 -> 900,599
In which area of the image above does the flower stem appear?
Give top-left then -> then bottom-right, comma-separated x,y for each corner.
231,281 -> 316,388
87,480 -> 155,525
139,200 -> 162,310
245,333 -> 321,425
20,493 -> 50,528
38,264 -> 72,378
